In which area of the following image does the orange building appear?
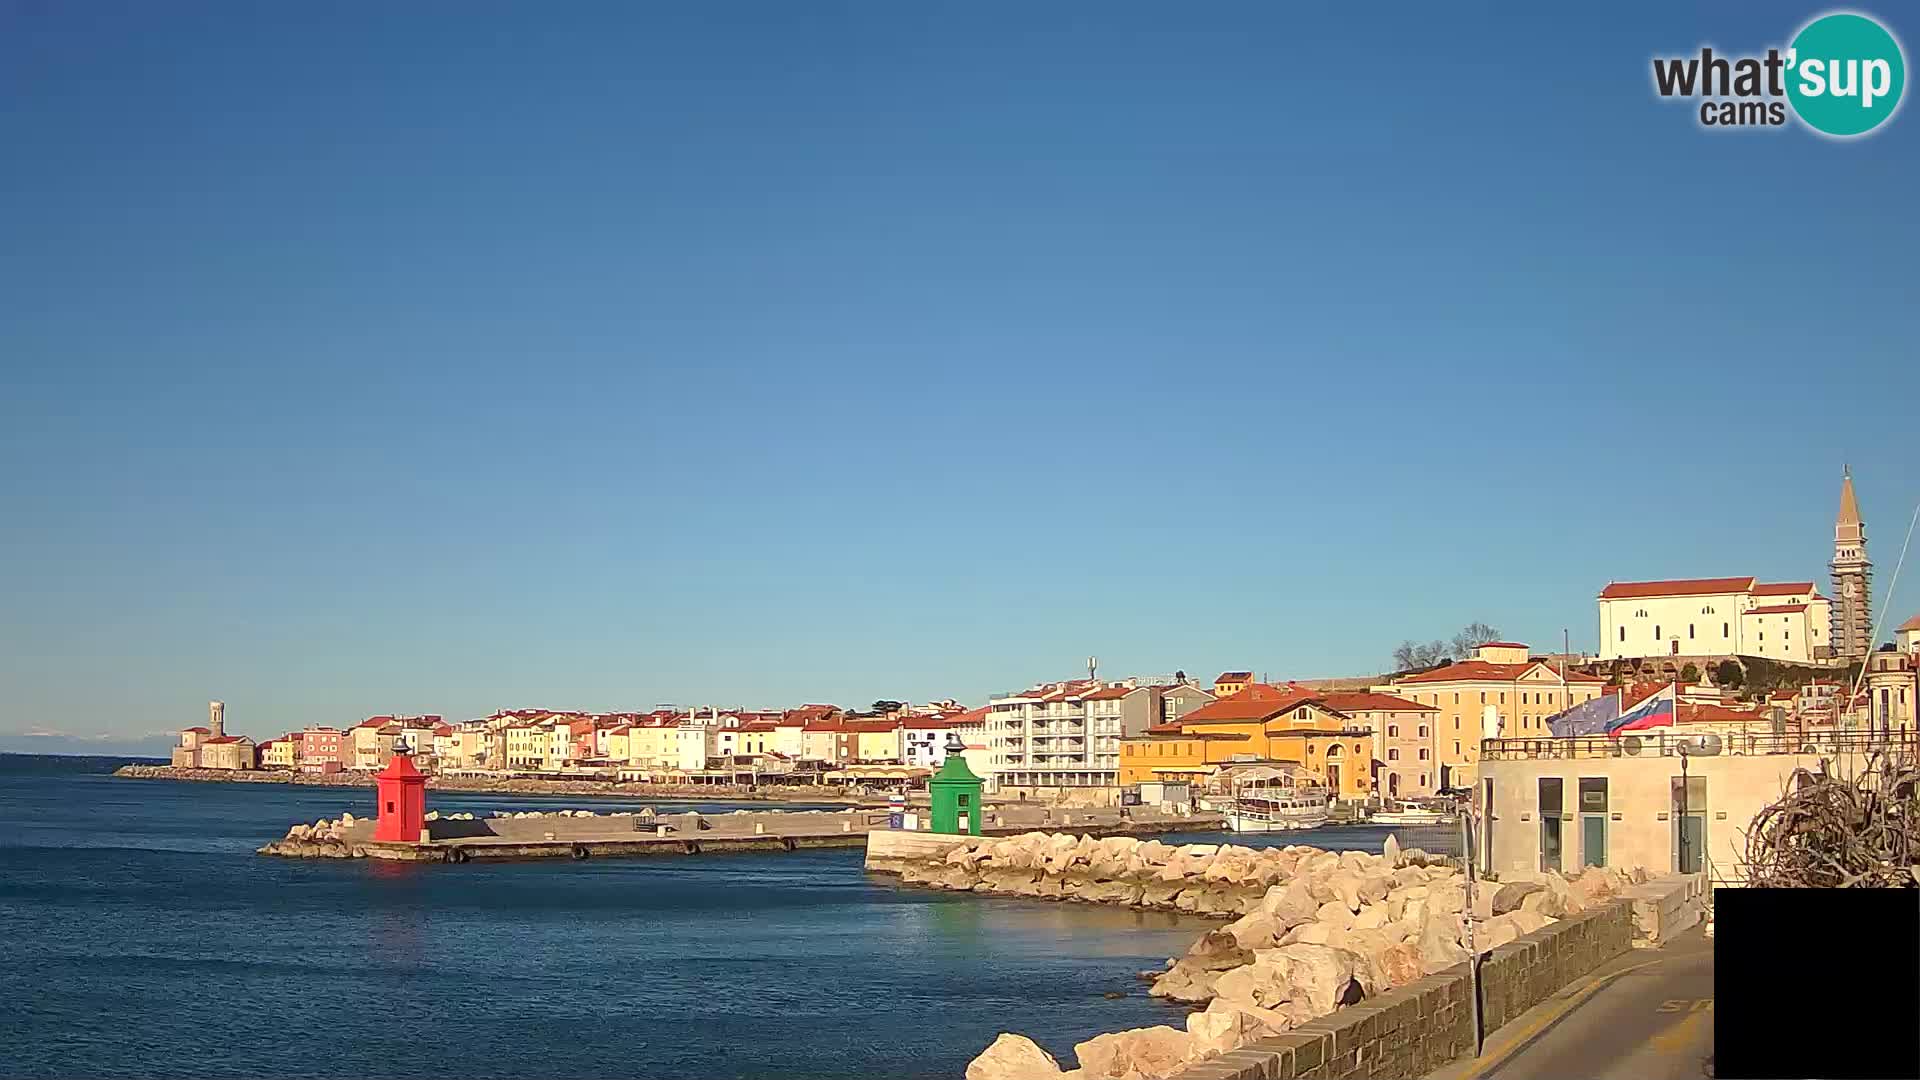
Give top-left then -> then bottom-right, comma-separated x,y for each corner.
1118,683 -> 1374,800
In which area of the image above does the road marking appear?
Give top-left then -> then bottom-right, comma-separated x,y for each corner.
1649,1008 -> 1713,1057
1657,998 -> 1713,1012
1437,956 -> 1676,1080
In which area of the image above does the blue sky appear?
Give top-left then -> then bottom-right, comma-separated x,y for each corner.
3,2 -> 1916,749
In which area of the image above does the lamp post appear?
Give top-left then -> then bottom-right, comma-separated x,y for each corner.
1678,742 -> 1691,875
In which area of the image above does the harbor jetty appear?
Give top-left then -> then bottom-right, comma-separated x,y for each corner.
866,830 -> 1705,1080
258,805 -> 1222,862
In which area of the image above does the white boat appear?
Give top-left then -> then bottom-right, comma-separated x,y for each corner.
1222,777 -> 1329,832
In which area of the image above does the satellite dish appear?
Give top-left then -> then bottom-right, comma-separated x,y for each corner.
1621,735 -> 1645,756
1692,734 -> 1723,756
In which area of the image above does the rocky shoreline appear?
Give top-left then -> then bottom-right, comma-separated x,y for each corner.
869,831 -> 1653,1080
112,764 -> 848,803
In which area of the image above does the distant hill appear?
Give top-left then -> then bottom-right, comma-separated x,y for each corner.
0,733 -> 176,758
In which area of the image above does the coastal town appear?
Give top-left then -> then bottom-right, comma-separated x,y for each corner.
150,472 -> 1920,889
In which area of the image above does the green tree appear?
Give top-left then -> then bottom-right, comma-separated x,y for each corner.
1679,663 -> 1700,683
1713,660 -> 1744,689
871,699 -> 905,715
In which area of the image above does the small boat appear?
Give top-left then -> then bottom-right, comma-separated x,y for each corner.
1366,801 -> 1454,826
1222,776 -> 1329,833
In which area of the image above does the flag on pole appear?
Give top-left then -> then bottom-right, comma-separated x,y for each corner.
1605,684 -> 1677,736
1546,693 -> 1621,737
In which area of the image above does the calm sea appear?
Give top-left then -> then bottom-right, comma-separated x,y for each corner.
0,753 -> 1421,1079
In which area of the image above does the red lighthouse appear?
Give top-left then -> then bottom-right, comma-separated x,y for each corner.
372,745 -> 428,843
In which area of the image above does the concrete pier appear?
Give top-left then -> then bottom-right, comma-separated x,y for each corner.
258,805 -> 1223,862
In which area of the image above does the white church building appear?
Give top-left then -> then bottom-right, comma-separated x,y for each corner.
1597,577 -> 1832,663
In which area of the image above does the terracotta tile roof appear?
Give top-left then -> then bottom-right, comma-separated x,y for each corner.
1477,642 -> 1529,650
433,725 -> 453,737
1216,671 -> 1253,683
1316,691 -> 1436,714
739,721 -> 780,732
1679,703 -> 1766,723
181,726 -> 211,734
1081,685 -> 1135,701
1900,614 -> 1920,632
1619,681 -> 1670,711
203,735 -> 246,744
606,724 -> 632,735
1745,603 -> 1808,615
1176,685 -> 1320,723
840,719 -> 902,733
1752,582 -> 1816,596
1598,577 -> 1755,599
946,706 -> 989,726
1395,660 -> 1607,685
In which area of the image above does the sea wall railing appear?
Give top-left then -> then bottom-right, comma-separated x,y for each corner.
1480,729 -> 1920,761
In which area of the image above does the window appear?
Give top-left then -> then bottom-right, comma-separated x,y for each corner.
1417,725 -> 1428,737
1579,777 -> 1609,868
1454,718 -> 1460,730
1539,777 -> 1565,873
1654,624 -> 1661,639
1688,624 -> 1695,639
1418,749 -> 1429,760
1453,693 -> 1460,705
1452,741 -> 1461,754
1479,692 -> 1487,704
1388,749 -> 1400,761
1619,627 -> 1626,642
1420,773 -> 1428,786
1723,622 -> 1729,638
1387,724 -> 1399,737
1499,693 -> 1506,705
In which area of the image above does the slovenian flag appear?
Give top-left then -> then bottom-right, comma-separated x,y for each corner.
1605,684 -> 1677,736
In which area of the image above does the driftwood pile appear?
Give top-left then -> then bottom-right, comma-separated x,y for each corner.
1745,754 -> 1920,888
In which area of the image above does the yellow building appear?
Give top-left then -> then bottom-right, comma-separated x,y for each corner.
1118,684 -> 1373,800
846,720 -> 903,763
626,720 -> 677,768
1213,671 -> 1253,699
1378,643 -> 1607,789
259,738 -> 296,769
504,723 -> 547,769
602,726 -> 631,763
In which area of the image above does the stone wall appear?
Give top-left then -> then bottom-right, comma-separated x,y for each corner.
1169,900 -> 1636,1080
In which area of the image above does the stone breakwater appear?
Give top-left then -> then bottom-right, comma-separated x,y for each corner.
867,831 -> 1655,1080
113,764 -> 837,802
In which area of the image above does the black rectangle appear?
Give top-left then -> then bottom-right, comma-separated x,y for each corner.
1717,888 -> 1920,1079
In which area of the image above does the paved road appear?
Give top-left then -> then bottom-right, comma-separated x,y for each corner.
1479,930 -> 1715,1080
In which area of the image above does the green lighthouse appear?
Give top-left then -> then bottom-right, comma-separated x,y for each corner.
928,732 -> 984,835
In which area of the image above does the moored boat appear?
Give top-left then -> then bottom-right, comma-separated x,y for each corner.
1222,775 -> 1329,832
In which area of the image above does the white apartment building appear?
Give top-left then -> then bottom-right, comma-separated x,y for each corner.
988,681 -> 1137,790
1597,577 -> 1832,662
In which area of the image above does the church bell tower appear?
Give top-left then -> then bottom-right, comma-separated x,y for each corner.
1831,467 -> 1873,660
